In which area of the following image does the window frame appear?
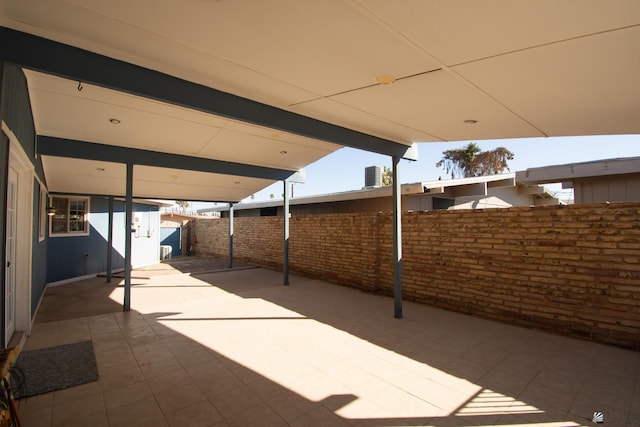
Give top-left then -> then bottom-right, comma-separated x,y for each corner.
48,195 -> 90,237
38,185 -> 47,242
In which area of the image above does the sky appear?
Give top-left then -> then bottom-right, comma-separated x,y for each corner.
188,134 -> 640,211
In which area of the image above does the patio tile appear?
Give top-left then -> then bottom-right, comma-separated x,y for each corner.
103,381 -> 153,410
154,382 -> 207,416
477,367 -> 534,397
289,405 -> 350,427
224,402 -> 286,427
53,381 -> 102,404
59,410 -> 110,427
95,347 -> 138,374
147,368 -> 194,395
106,396 -> 168,427
247,377 -> 289,401
195,370 -> 244,400
263,389 -> 317,423
51,392 -> 105,427
165,401 -> 223,427
98,365 -> 146,392
208,385 -> 264,420
91,336 -> 131,353
184,358 -> 230,378
17,404 -> 52,427
17,264 -> 640,427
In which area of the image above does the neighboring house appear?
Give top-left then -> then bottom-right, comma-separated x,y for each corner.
516,157 -> 640,204
200,173 -> 559,217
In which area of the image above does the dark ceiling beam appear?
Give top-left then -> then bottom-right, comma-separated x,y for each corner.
37,136 -> 297,181
1,27 -> 418,161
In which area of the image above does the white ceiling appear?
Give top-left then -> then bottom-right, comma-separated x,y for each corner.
1,0 -> 639,201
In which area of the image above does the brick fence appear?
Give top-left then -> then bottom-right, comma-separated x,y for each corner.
192,202 -> 640,349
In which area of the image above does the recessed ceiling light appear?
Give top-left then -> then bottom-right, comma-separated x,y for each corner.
96,167 -> 105,172
109,118 -> 121,124
280,150 -> 288,155
234,181 -> 241,185
375,75 -> 396,85
464,119 -> 478,124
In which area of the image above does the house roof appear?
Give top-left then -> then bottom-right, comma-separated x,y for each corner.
198,173 -> 553,213
1,2 -> 639,202
516,156 -> 640,185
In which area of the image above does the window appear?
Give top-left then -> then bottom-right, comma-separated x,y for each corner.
49,196 -> 90,236
38,186 -> 46,241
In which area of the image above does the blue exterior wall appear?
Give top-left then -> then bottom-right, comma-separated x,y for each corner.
0,63 -> 44,182
46,197 -> 161,283
1,62 -> 49,332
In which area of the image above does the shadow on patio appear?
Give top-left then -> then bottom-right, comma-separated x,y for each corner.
16,262 -> 640,427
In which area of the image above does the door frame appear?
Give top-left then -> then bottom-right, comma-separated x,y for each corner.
2,122 -> 34,345
5,167 -> 17,344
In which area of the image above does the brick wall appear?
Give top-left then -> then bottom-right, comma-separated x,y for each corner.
194,202 -> 640,349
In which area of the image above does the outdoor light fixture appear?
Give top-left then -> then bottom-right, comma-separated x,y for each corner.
375,74 -> 396,84
109,118 -> 121,125
47,206 -> 56,216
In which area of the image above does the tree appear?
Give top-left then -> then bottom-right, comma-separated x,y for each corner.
175,200 -> 189,213
436,142 -> 514,179
382,166 -> 393,186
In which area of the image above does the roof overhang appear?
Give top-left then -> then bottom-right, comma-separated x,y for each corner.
1,2 -> 638,202
516,156 -> 640,185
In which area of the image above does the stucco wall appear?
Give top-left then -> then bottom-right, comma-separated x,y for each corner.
194,202 -> 640,349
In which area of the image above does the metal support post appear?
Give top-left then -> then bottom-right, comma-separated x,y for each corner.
283,180 -> 290,285
228,203 -> 234,269
392,156 -> 403,319
106,196 -> 113,283
124,163 -> 133,311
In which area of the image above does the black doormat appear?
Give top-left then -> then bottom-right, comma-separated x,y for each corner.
13,341 -> 99,399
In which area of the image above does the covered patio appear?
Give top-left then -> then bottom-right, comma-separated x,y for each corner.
17,260 -> 640,427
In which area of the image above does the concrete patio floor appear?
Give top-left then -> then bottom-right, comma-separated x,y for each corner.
15,259 -> 640,426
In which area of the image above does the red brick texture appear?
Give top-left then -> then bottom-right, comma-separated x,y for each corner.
194,202 -> 640,349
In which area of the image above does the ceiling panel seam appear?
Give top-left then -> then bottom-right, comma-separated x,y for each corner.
448,24 -> 640,68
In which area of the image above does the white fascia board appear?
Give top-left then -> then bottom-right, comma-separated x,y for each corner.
516,156 -> 640,185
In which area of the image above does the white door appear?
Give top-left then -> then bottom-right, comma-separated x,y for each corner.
5,168 -> 17,344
